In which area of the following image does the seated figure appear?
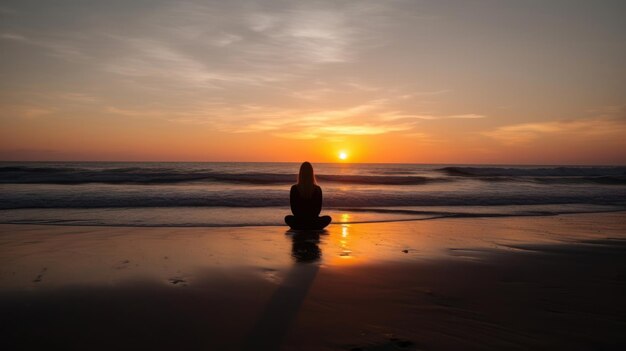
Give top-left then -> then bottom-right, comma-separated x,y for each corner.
285,162 -> 332,230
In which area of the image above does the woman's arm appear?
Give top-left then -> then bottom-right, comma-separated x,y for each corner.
290,185 -> 302,216
313,186 -> 322,217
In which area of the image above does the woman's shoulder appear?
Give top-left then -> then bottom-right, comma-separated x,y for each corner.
291,184 -> 321,192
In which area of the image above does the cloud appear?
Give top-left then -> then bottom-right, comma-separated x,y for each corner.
379,112 -> 486,122
99,98 -> 414,138
3,1 -> 381,89
1,33 -> 25,41
0,0 -> 485,140
485,107 -> 626,144
244,9 -> 354,64
1,31 -> 91,61
102,96 -> 480,139
446,114 -> 485,119
0,103 -> 56,119
55,92 -> 99,103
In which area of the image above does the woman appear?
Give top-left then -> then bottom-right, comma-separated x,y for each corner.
285,162 -> 332,230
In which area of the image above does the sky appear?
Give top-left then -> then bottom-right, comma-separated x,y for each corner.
1,0 -> 625,164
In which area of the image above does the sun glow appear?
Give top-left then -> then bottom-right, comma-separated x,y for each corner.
338,151 -> 348,160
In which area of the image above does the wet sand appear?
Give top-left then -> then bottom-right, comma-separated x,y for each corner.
1,212 -> 625,350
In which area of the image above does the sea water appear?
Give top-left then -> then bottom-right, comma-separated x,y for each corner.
1,162 -> 625,227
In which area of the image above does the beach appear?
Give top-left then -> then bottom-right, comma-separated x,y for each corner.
3,0 -> 626,347
2,212 -> 625,350
3,0 -> 626,349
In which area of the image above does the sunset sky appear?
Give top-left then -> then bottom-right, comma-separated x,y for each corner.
1,0 -> 625,164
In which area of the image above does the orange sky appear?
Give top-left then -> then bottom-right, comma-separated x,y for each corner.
1,0 -> 625,164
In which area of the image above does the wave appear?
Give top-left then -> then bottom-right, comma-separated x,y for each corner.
439,166 -> 626,177
3,165 -> 626,186
438,166 -> 626,184
0,166 -> 449,185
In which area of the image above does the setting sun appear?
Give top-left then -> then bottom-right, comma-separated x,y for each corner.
338,151 -> 348,160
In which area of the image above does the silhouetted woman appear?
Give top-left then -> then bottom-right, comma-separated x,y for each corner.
285,162 -> 332,230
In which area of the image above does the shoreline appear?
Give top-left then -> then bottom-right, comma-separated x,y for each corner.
1,208 -> 624,228
1,212 -> 625,350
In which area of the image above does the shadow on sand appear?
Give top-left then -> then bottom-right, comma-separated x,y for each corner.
242,230 -> 326,350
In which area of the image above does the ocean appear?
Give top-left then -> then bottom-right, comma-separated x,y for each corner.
1,162 -> 625,227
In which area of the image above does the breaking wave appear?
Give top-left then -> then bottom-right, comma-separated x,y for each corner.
0,166 -> 448,185
438,166 -> 626,184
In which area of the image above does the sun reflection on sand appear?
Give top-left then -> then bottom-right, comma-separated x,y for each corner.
339,224 -> 352,259
340,213 -> 351,223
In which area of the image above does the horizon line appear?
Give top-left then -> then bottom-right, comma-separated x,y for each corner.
1,160 -> 625,167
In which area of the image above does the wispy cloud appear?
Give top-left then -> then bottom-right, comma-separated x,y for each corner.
485,107 -> 626,144
0,1 -> 487,143
0,104 -> 56,118
2,1 -> 379,89
379,112 -> 486,122
1,32 -> 91,61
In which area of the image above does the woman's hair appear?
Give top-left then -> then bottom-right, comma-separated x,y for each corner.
297,161 -> 317,198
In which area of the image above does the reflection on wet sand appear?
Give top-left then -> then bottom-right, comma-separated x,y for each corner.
288,230 -> 324,263
339,223 -> 353,258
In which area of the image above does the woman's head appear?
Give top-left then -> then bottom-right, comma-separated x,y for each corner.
298,161 -> 316,185
297,161 -> 316,197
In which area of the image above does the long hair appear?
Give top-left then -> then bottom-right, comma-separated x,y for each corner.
297,161 -> 317,198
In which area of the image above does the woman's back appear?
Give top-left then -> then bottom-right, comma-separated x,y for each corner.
290,184 -> 322,218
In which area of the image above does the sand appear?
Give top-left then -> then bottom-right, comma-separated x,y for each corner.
1,212 -> 625,350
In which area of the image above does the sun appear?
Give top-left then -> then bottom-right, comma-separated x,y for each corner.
338,151 -> 348,160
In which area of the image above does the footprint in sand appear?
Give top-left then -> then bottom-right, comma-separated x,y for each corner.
113,259 -> 130,270
168,277 -> 188,287
33,267 -> 47,283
